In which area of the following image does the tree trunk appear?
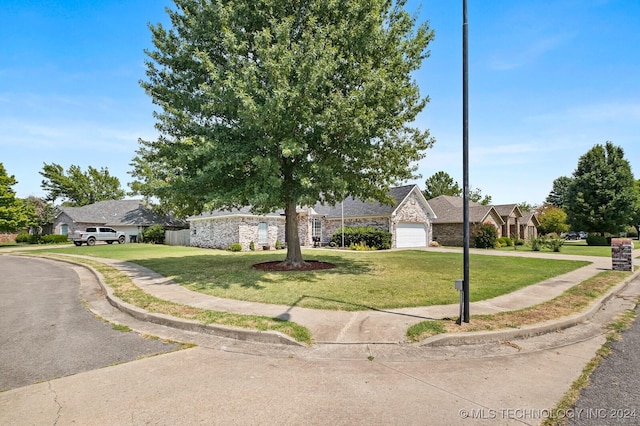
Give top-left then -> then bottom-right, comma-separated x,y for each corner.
282,201 -> 305,268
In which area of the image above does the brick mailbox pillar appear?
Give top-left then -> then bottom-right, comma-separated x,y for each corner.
611,238 -> 634,271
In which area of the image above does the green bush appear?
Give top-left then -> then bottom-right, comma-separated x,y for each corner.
331,227 -> 391,250
275,240 -> 283,250
586,235 -> 608,246
15,232 -> 30,243
530,237 -> 545,251
497,237 -> 513,247
472,224 -> 498,249
547,238 -> 564,252
249,241 -> 255,251
41,234 -> 69,244
142,224 -> 165,244
228,243 -> 242,252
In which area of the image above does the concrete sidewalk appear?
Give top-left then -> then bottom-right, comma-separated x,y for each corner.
56,247 -> 640,349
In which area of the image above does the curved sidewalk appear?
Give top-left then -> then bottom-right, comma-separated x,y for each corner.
84,248 -> 639,345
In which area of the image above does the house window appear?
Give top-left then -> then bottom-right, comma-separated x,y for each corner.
60,224 -> 68,236
312,218 -> 322,239
258,222 -> 268,244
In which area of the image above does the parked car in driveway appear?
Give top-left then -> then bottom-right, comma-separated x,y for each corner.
565,232 -> 579,240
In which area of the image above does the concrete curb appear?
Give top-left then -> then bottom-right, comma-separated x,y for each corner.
35,255 -> 304,347
421,268 -> 640,347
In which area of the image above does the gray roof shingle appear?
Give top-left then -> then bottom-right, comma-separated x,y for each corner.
59,200 -> 187,227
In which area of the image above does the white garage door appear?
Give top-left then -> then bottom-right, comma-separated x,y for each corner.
396,223 -> 427,248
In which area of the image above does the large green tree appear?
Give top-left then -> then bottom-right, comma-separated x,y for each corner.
134,0 -> 435,267
0,163 -> 29,232
40,163 -> 126,206
565,142 -> 637,235
545,176 -> 572,209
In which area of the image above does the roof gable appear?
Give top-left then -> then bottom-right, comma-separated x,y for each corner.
428,195 -> 505,225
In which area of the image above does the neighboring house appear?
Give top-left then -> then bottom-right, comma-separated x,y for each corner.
493,204 -> 523,240
427,195 -> 505,247
519,211 -> 540,240
53,200 -> 187,242
188,185 -> 436,250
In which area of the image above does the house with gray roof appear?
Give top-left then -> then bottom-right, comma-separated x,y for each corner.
188,185 -> 436,250
54,199 -> 187,243
427,195 -> 540,246
427,195 -> 505,247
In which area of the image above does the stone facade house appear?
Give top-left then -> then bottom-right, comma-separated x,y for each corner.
53,200 -> 187,243
188,185 -> 436,250
427,195 -> 505,247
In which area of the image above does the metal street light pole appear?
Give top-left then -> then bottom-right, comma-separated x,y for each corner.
462,0 -> 470,323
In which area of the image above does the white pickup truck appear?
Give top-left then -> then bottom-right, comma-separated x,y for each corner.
69,227 -> 126,246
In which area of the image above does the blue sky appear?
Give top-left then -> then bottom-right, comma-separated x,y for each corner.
2,0 -> 639,205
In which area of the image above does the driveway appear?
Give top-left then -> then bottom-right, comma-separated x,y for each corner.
0,255 -> 180,391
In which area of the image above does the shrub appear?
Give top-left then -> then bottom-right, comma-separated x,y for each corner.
142,224 -> 165,244
586,235 -> 608,246
275,240 -> 283,250
15,232 -> 30,243
249,241 -> 255,251
472,224 -> 498,249
547,237 -> 564,252
331,227 -> 391,250
349,241 -> 376,251
497,237 -> 513,247
530,237 -> 545,251
41,234 -> 69,244
228,243 -> 243,252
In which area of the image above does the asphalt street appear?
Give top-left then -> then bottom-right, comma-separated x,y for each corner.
0,255 -> 180,391
568,305 -> 640,426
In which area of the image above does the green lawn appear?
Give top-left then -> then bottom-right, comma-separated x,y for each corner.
498,239 -> 640,257
34,244 -> 590,311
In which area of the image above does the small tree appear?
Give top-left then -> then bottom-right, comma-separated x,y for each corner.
537,204 -> 569,235
423,171 -> 461,199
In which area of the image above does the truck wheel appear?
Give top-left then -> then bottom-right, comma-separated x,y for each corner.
87,238 -> 96,246
118,235 -> 126,244
74,241 -> 82,247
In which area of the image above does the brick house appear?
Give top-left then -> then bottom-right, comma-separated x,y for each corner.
427,195 -> 505,247
53,199 -> 187,242
493,204 -> 523,240
188,185 -> 436,250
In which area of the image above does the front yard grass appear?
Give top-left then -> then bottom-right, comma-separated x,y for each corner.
34,245 -> 589,311
407,270 -> 632,342
498,239 -> 640,257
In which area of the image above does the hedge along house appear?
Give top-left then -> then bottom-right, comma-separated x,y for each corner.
188,185 -> 436,251
53,199 -> 188,242
427,195 -> 505,247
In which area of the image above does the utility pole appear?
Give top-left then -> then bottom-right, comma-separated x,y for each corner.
462,0 -> 470,323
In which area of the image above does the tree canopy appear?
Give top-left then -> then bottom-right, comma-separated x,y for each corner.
0,163 -> 29,233
545,176 -> 572,209
536,204 -> 569,235
40,163 -> 126,206
422,171 -> 492,205
565,142 -> 637,235
134,0 -> 435,267
423,171 -> 461,199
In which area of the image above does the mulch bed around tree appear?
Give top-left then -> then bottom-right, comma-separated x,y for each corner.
252,260 -> 337,272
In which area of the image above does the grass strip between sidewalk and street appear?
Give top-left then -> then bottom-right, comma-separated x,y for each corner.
36,254 -> 314,345
541,303 -> 639,426
407,270 -> 633,342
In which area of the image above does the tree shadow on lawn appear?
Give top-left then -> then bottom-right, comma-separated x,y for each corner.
129,253 -> 374,291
